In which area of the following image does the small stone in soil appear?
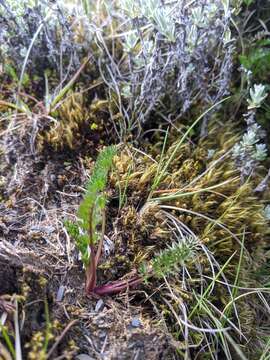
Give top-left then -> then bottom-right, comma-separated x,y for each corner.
95,299 -> 104,312
131,318 -> 141,328
76,355 -> 95,360
56,285 -> 65,302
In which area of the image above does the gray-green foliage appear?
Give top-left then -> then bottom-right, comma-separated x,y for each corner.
1,0 -> 234,133
263,205 -> 270,221
248,84 -> 268,109
0,0 -> 83,84
66,146 -> 116,266
98,0 -> 234,127
233,83 -> 268,178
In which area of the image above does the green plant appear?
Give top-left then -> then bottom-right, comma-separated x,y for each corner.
239,40 -> 270,81
65,145 -> 117,294
242,0 -> 254,6
232,81 -> 268,178
149,97 -> 230,194
140,235 -> 199,280
0,297 -> 22,360
95,0 -> 234,133
248,84 -> 268,109
0,326 -> 15,359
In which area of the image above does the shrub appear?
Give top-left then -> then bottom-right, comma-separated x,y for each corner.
95,0 -> 234,126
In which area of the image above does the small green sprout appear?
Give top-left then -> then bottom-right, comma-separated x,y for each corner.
65,146 -> 116,294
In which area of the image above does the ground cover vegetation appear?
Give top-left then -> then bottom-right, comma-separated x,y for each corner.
0,0 -> 270,359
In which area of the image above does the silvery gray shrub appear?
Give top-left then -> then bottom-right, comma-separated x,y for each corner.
0,0 -> 83,85
232,83 -> 268,179
93,0 -> 234,127
1,0 -> 234,130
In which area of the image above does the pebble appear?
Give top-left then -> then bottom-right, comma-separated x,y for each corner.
131,318 -> 141,328
56,285 -> 65,302
76,355 -> 95,360
95,299 -> 104,312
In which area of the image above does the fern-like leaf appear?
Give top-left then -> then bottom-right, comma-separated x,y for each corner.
147,235 -> 199,279
66,145 -> 116,266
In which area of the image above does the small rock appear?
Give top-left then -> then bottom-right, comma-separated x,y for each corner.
131,318 -> 141,328
95,299 -> 104,312
56,285 -> 65,302
76,355 -> 94,360
30,225 -> 55,234
99,330 -> 107,339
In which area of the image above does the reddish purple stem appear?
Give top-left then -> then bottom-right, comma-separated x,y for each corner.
85,243 -> 97,295
92,276 -> 143,296
85,207 -> 142,296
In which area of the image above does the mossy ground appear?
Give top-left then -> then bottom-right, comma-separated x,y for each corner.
0,100 -> 269,358
0,88 -> 177,358
0,1 -> 270,359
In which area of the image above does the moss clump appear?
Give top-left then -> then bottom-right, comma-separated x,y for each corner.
36,91 -> 105,150
97,123 -> 270,358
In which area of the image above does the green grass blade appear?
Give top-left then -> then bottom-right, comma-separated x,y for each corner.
152,97 -> 230,189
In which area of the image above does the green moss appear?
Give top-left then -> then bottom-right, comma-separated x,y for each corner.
105,123 -> 270,358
